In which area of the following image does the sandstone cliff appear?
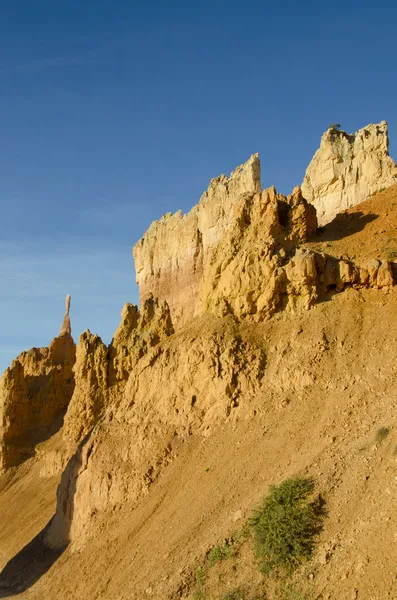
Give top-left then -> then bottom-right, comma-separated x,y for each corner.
134,151 -> 396,329
133,154 -> 262,327
46,179 -> 397,555
62,295 -> 173,445
2,129 -> 397,600
0,297 -> 75,471
134,155 -> 321,327
302,121 -> 397,225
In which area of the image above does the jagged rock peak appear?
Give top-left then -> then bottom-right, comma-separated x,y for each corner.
133,150 -> 320,329
62,295 -> 174,445
133,155 -> 262,328
60,294 -> 72,336
0,331 -> 76,471
302,121 -> 397,225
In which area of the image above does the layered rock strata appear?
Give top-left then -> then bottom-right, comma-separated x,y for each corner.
133,154 -> 262,327
302,121 -> 397,225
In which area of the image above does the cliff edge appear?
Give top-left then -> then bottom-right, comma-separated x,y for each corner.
302,121 -> 397,225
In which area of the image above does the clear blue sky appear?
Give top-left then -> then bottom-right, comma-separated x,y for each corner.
1,0 -> 396,373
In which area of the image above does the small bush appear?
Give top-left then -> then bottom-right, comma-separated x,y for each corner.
222,588 -> 247,600
195,565 -> 206,586
222,542 -> 234,558
206,540 -> 236,567
250,478 -> 324,575
207,545 -> 223,566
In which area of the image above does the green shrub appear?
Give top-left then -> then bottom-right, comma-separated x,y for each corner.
206,540 -> 236,567
250,478 -> 324,575
195,565 -> 206,586
207,545 -> 223,566
222,542 -> 234,558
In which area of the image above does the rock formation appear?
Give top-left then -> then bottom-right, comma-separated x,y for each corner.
302,121 -> 397,225
2,124 -> 397,600
200,185 -> 318,321
45,153 -> 397,554
46,318 -> 267,550
2,124 -> 397,558
62,295 -> 174,444
134,156 -> 320,327
61,331 -> 108,445
60,294 -> 72,335
133,154 -> 262,327
0,296 -> 76,471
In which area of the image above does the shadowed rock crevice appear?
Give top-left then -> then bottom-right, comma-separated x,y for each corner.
0,437 -> 84,596
0,520 -> 64,597
313,211 -> 378,243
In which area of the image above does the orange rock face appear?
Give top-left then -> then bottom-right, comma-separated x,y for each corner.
0,331 -> 76,470
62,295 -> 174,445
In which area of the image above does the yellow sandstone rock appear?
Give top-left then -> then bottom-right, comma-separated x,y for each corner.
302,122 -> 397,225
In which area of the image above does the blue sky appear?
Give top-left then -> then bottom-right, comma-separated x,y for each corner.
1,0 -> 396,372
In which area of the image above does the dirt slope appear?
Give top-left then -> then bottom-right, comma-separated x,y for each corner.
1,189 -> 397,600
306,183 -> 397,262
1,286 -> 397,599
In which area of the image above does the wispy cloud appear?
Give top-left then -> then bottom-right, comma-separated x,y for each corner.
0,38 -> 131,75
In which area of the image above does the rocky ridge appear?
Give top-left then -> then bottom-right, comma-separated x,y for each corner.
302,121 -> 397,225
1,122 -> 397,599
62,294 -> 174,445
45,133 -> 396,553
0,297 -> 75,471
133,154 -> 262,327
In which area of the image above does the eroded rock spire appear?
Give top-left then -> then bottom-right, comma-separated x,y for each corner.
60,294 -> 72,335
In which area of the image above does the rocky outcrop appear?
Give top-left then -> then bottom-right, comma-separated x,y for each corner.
14,137 -> 386,562
200,186 -> 318,321
133,154 -> 262,328
302,121 -> 397,225
45,243 -> 396,552
134,155 -> 319,327
46,318 -> 267,550
60,294 -> 72,335
0,297 -> 76,471
134,145 -> 397,327
62,295 -> 174,444
109,294 -> 174,385
62,331 -> 108,445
